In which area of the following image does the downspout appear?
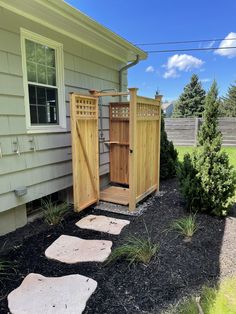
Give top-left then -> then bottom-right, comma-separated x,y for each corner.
119,55 -> 140,100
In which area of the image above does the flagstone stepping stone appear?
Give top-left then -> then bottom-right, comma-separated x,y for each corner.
45,235 -> 112,263
8,273 -> 97,314
76,214 -> 130,235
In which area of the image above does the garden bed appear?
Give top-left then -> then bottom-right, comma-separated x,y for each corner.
1,178 -> 236,314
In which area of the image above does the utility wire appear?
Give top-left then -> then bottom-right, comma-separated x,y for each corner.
136,37 -> 236,46
145,46 -> 236,53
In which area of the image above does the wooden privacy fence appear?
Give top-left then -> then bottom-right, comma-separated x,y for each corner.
165,117 -> 236,146
70,88 -> 162,212
132,94 -> 161,210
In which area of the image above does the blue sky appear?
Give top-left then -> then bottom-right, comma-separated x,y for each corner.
66,0 -> 236,101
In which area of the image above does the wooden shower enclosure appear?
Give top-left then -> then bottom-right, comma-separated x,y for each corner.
70,88 -> 162,212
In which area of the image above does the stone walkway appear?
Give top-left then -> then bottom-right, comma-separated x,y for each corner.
8,214 -> 130,314
45,235 -> 112,263
76,214 -> 130,235
8,273 -> 97,314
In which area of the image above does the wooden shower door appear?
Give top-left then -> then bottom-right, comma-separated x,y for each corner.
109,103 -> 129,185
70,94 -> 99,211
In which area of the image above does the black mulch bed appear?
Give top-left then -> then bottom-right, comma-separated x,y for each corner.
0,178 -> 235,314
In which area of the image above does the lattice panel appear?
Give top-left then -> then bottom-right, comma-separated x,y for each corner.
75,96 -> 98,120
137,103 -> 160,120
110,103 -> 129,120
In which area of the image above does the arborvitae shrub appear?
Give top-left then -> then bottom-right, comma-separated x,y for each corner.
178,153 -> 203,210
178,81 -> 236,216
160,111 -> 178,179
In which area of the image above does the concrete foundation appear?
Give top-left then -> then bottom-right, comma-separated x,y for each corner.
0,204 -> 27,236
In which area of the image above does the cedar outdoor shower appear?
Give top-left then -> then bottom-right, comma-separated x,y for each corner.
70,88 -> 162,212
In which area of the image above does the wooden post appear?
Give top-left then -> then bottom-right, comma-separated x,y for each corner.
129,88 -> 138,211
155,95 -> 162,191
70,93 -> 79,210
194,117 -> 199,147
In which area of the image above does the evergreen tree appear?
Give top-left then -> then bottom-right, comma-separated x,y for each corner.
172,74 -> 206,117
198,80 -> 221,147
219,82 -> 236,117
178,81 -> 236,216
160,110 -> 178,179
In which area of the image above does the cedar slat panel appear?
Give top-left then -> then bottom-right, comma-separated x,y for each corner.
109,103 -> 129,185
135,97 -> 161,203
70,94 -> 99,212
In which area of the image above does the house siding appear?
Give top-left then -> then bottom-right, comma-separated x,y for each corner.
0,7 -> 127,217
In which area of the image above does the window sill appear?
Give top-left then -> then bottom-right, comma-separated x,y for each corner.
26,126 -> 67,134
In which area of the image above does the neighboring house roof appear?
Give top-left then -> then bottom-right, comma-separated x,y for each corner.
0,0 -> 147,63
162,102 -> 174,111
162,101 -> 176,117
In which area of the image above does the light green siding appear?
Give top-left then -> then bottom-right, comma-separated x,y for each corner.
0,205 -> 27,236
0,7 -> 128,215
0,95 -> 25,116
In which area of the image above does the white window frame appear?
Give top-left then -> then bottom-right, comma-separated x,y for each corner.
21,28 -> 66,133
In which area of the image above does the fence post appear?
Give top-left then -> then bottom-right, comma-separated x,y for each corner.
129,88 -> 138,212
194,117 -> 199,146
155,95 -> 162,192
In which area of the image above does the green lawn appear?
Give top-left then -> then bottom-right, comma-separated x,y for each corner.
168,276 -> 236,314
176,146 -> 236,169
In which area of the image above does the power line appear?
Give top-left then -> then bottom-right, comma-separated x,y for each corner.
136,37 -> 236,46
145,46 -> 236,53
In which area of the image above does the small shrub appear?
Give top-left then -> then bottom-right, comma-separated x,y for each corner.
160,110 -> 178,179
178,81 -> 236,216
170,214 -> 198,239
107,236 -> 158,266
42,199 -> 68,225
178,153 -> 203,211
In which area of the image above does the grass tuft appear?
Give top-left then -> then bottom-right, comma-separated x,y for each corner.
174,297 -> 199,314
107,235 -> 158,266
201,279 -> 236,314
42,199 -> 68,225
170,214 -> 198,238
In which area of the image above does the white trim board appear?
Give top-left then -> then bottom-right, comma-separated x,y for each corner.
20,28 -> 66,133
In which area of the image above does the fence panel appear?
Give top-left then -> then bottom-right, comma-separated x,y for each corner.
164,117 -> 236,146
135,96 -> 161,204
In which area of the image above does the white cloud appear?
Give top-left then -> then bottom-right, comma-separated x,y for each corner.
163,68 -> 179,79
145,65 -> 154,73
163,54 -> 204,79
215,32 -> 236,58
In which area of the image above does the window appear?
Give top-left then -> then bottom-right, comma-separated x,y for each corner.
21,29 -> 65,132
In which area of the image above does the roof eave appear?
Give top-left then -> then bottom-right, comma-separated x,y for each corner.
0,0 -> 147,62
